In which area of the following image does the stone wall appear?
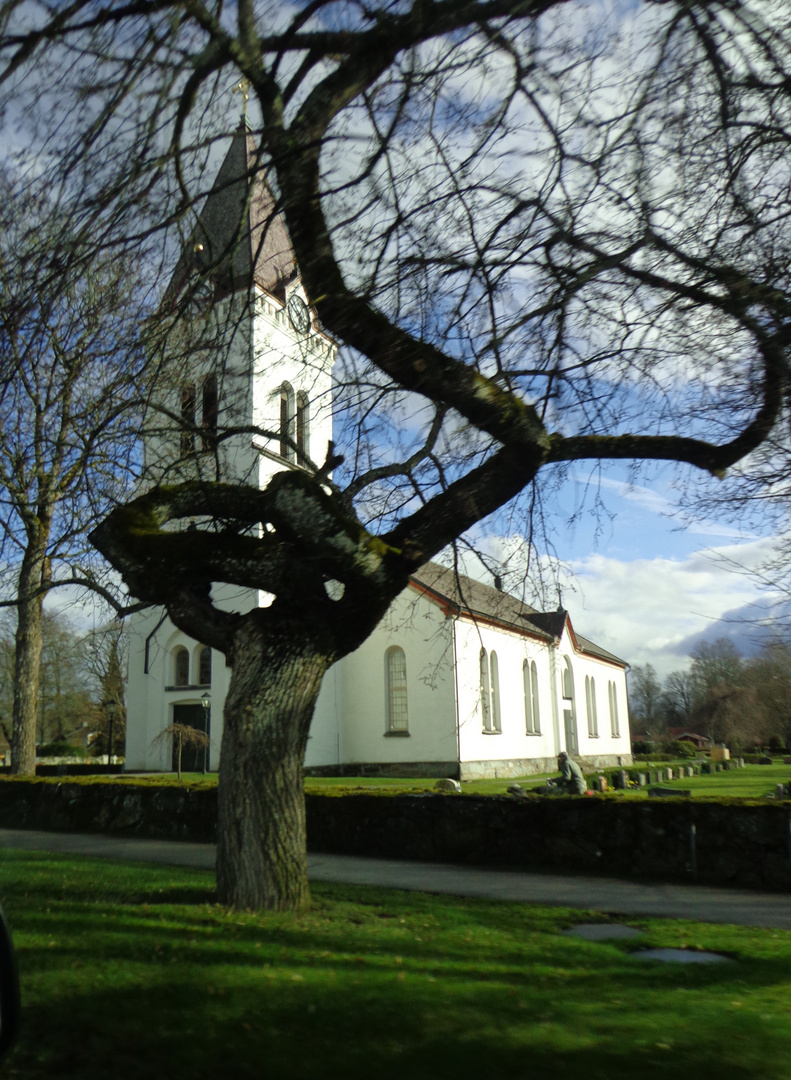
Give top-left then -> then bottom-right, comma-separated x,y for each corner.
1,779 -> 790,890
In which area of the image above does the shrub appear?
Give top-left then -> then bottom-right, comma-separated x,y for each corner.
37,741 -> 88,759
632,740 -> 654,756
665,739 -> 697,760
768,735 -> 786,755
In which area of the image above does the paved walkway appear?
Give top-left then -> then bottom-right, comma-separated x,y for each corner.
0,827 -> 789,929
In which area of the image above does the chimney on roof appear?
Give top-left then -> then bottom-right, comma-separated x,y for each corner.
493,573 -> 503,592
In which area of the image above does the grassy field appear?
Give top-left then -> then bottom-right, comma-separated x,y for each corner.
22,761 -> 791,800
2,850 -> 791,1079
631,761 -> 791,799
303,763 -> 791,799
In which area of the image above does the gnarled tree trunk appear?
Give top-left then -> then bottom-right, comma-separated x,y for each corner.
216,617 -> 331,910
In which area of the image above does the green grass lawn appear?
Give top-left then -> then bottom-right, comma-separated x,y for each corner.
2,850 -> 791,1079
634,761 -> 791,799
42,760 -> 791,800
304,763 -> 791,799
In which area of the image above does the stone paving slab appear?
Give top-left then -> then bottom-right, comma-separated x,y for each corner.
561,924 -> 643,940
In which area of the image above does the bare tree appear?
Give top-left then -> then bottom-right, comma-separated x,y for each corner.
627,664 -> 664,738
2,1 -> 791,908
0,176 -> 150,773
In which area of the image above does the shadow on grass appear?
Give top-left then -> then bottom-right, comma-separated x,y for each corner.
6,972 -> 772,1080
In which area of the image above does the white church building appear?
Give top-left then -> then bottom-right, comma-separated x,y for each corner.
124,123 -> 632,780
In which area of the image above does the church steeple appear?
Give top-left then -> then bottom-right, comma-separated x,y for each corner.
169,122 -> 298,304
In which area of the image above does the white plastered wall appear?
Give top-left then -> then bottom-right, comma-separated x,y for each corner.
126,285 -> 337,770
454,617 -> 559,776
331,584 -> 459,769
124,583 -> 255,770
555,623 -> 632,766
251,286 -> 335,484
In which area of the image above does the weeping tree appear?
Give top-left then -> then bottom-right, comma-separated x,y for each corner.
3,0 -> 791,908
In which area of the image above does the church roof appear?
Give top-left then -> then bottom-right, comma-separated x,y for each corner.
167,122 -> 297,303
409,562 -> 626,667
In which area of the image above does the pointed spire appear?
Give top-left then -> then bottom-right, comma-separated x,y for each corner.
168,122 -> 297,303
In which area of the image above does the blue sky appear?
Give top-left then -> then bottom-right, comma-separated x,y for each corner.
534,464 -> 787,679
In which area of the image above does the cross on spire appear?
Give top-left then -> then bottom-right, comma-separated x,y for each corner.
232,76 -> 251,118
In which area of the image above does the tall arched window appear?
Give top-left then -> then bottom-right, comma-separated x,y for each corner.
480,648 -> 491,730
489,651 -> 501,732
296,391 -> 309,465
201,374 -> 218,451
480,648 -> 501,733
608,680 -> 620,737
524,660 -> 541,734
180,384 -> 196,456
279,382 -> 295,461
174,647 -> 190,687
562,656 -> 574,701
199,646 -> 212,686
585,675 -> 598,737
385,647 -> 408,732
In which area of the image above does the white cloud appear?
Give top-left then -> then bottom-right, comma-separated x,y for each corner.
554,536 -> 786,676
458,530 -> 787,678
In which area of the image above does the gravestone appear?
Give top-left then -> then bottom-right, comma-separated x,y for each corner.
434,779 -> 461,793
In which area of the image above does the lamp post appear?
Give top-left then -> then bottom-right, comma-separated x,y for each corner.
201,691 -> 211,775
107,701 -> 116,768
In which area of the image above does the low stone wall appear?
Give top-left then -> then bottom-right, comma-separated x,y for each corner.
306,794 -> 791,890
0,779 -> 217,842
1,779 -> 790,890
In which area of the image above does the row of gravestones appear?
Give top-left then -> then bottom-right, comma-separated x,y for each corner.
591,760 -> 747,791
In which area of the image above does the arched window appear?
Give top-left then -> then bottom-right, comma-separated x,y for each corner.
489,651 -> 501,732
524,660 -> 541,734
385,647 -> 408,732
180,384 -> 196,456
480,648 -> 501,733
198,646 -> 212,686
296,391 -> 309,465
480,648 -> 491,730
279,382 -> 295,461
585,675 -> 598,737
201,374 -> 218,451
530,662 -> 541,734
561,655 -> 578,755
562,656 -> 574,701
608,680 -> 620,737
174,647 -> 189,687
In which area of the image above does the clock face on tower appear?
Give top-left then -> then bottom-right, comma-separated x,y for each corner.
287,293 -> 310,334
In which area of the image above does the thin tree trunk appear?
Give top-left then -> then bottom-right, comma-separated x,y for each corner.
216,619 -> 330,911
10,550 -> 48,775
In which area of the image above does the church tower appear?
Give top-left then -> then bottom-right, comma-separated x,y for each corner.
126,122 -> 336,771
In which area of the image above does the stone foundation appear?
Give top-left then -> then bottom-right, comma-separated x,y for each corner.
459,754 -> 633,780
304,761 -> 460,780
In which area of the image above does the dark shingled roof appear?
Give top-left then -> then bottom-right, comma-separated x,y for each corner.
410,562 -> 626,667
168,122 -> 297,303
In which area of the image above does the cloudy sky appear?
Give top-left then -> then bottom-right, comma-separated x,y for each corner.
493,464 -> 790,680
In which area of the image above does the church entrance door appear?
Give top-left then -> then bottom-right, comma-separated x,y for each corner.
172,703 -> 210,773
